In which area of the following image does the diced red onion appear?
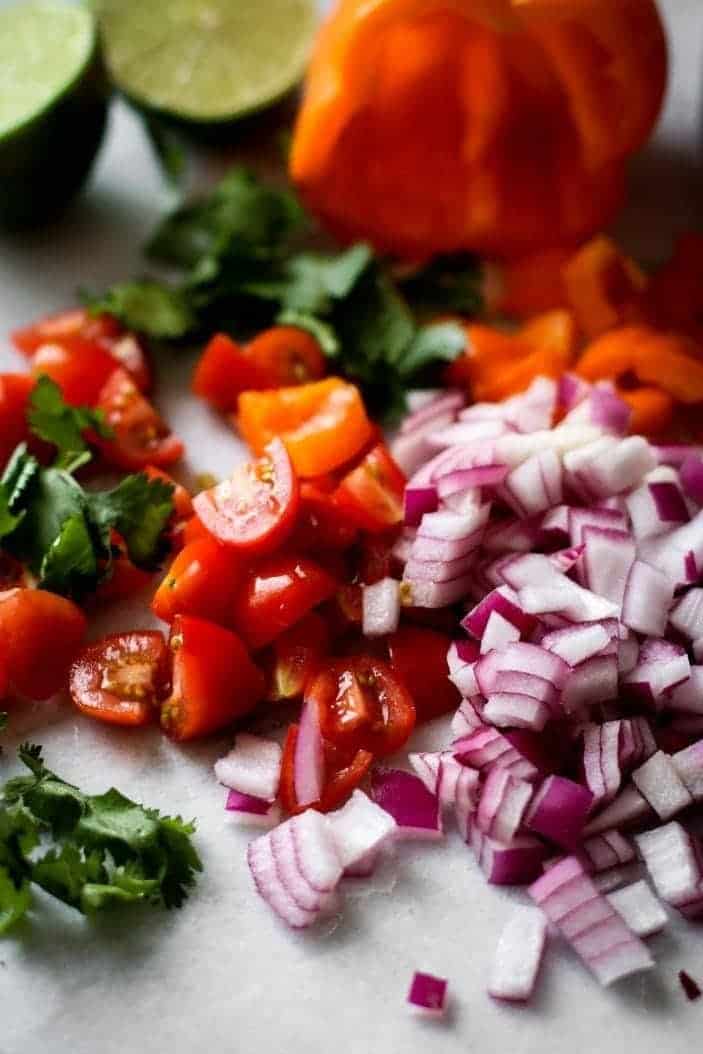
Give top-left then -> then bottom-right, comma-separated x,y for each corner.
581,526 -> 635,607
462,585 -> 536,639
406,972 -> 448,1018
476,767 -> 533,843
607,880 -> 668,938
327,790 -> 396,870
667,667 -> 703,715
408,750 -> 442,793
670,588 -> 703,640
563,655 -> 619,713
621,559 -> 675,636
471,826 -> 547,885
582,721 -> 622,806
454,765 -> 481,840
214,733 -> 282,801
635,822 -> 703,916
623,638 -> 690,702
583,786 -> 652,837
493,670 -> 558,710
362,577 -> 401,637
488,906 -> 548,1002
401,390 -> 464,434
592,862 -> 643,894
480,611 -> 522,653
654,445 -> 703,468
680,453 -> 703,504
371,769 -> 443,839
558,373 -> 591,412
581,831 -> 635,872
402,573 -> 475,609
482,517 -> 540,554
225,789 -> 281,827
526,776 -> 593,849
392,415 -> 455,477
672,739 -> 703,800
631,751 -> 693,820
403,485 -> 438,527
450,698 -> 484,739
483,693 -> 551,731
248,832 -> 319,929
542,623 -> 611,667
294,699 -> 325,808
638,510 -> 703,586
447,641 -> 480,698
453,727 -> 540,782
568,506 -> 628,547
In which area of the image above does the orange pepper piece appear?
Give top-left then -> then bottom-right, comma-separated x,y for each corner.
562,236 -> 648,338
576,325 -> 650,382
237,378 -> 373,478
619,387 -> 674,437
634,333 -> 703,403
470,310 -> 577,402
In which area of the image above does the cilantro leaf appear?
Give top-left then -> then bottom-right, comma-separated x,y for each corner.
39,515 -> 98,595
28,376 -> 112,469
0,745 -> 202,933
84,281 -> 196,339
275,310 -> 340,358
86,474 -> 174,568
397,321 -> 467,377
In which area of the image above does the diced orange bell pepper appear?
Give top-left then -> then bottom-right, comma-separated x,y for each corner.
237,378 -> 373,478
578,326 -> 703,404
562,236 -> 647,338
619,387 -> 674,437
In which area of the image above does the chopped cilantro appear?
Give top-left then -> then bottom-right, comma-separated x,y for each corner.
28,376 -> 112,469
86,474 -> 175,568
0,744 -> 201,934
84,281 -> 196,340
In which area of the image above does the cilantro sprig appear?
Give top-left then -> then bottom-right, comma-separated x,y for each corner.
85,167 -> 481,421
0,744 -> 201,933
0,378 -> 175,599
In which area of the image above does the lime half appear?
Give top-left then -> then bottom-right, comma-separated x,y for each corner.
98,0 -> 319,126
0,2 -> 108,229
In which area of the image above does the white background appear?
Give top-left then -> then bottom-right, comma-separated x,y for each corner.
1,2 -> 703,1052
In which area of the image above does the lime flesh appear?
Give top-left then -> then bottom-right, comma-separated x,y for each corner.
98,0 -> 319,124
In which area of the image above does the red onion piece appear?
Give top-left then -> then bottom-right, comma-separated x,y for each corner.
558,373 -> 591,412
488,906 -> 548,1002
583,786 -> 653,837
542,623 -> 612,667
631,751 -> 693,821
636,822 -> 703,915
454,765 -> 481,840
672,739 -> 703,799
291,810 -> 344,893
680,453 -> 703,504
403,485 -> 438,526
450,698 -> 484,739
581,831 -> 635,872
294,699 -> 324,807
493,670 -> 558,710
327,790 -> 396,871
592,862 -> 643,894
462,585 -> 536,639
621,559 -> 675,636
638,510 -> 703,586
483,693 -> 551,731
655,445 -> 703,468
214,733 -> 282,801
471,826 -> 547,885
526,776 -> 594,849
476,768 -> 533,843
649,481 -> 690,524
453,727 -> 541,781
371,769 -> 443,839
437,464 -> 509,498
400,390 -> 464,434
362,577 -> 400,637
480,611 -> 522,653
670,588 -> 703,640
402,573 -> 475,609
248,833 -> 319,929
607,881 -> 668,938
582,721 -> 622,807
406,972 -> 448,1018
568,505 -> 627,547
483,516 -> 541,554
408,751 -> 442,794
392,416 -> 455,477
581,526 -> 635,607
225,789 -> 281,827
623,638 -> 690,702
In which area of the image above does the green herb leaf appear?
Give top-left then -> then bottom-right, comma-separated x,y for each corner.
28,376 -> 112,468
39,514 -> 98,595
84,281 -> 196,339
86,474 -> 174,568
275,310 -> 340,358
397,321 -> 467,377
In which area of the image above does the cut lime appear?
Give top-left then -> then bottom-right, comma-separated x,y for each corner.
0,2 -> 108,230
98,0 -> 319,125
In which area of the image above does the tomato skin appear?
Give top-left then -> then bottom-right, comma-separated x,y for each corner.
96,369 -> 183,471
31,337 -> 118,406
266,612 -> 330,701
231,554 -> 338,650
69,631 -> 170,727
289,483 -> 358,553
12,309 -> 121,357
192,333 -> 271,412
0,589 -> 86,700
180,515 -> 209,547
333,444 -> 406,532
279,724 -> 373,814
0,373 -> 35,469
387,626 -> 460,722
193,438 -> 299,555
151,536 -> 244,625
107,333 -> 152,393
237,377 -> 373,477
143,465 -> 193,521
245,327 -> 326,387
161,615 -> 264,741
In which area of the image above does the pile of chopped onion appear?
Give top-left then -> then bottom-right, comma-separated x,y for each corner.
222,376 -> 703,1009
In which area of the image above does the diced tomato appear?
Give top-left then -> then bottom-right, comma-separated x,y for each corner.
161,615 -> 264,741
0,588 -> 86,700
0,373 -> 34,469
334,444 -> 405,532
237,378 -> 373,477
387,626 -> 460,722
151,536 -> 244,625
245,326 -> 326,387
290,482 -> 358,553
95,539 -> 153,603
192,333 -> 271,412
107,332 -> 152,393
279,724 -> 373,814
193,438 -> 299,554
266,612 -> 330,701
31,337 -> 118,406
231,554 -> 337,650
143,466 -> 193,520
11,308 -> 121,357
308,655 -> 415,758
69,631 -> 170,727
180,515 -> 209,547
96,369 -> 183,471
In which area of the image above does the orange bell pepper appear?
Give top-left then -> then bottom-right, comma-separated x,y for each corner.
237,378 -> 373,477
619,387 -> 674,437
291,0 -> 666,259
577,326 -> 703,404
562,236 -> 648,338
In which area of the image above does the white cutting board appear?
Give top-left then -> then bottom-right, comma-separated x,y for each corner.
1,3 -> 702,1052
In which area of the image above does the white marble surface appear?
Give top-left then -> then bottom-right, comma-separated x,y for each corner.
1,3 -> 703,1053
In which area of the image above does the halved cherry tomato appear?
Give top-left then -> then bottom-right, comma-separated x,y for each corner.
32,338 -> 118,406
308,655 -> 416,758
180,515 -> 209,547
279,724 -> 373,814
0,588 -> 86,700
387,626 -> 460,722
69,631 -> 170,727
161,615 -> 264,741
12,308 -> 121,357
334,444 -> 405,532
245,326 -> 326,386
151,536 -> 243,625
289,482 -> 358,553
231,554 -> 337,650
192,333 -> 271,412
143,466 -> 193,521
0,373 -> 34,469
96,368 -> 183,471
266,612 -> 330,701
107,332 -> 152,393
237,378 -> 373,477
193,438 -> 299,554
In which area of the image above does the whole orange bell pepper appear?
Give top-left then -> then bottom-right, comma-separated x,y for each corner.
291,0 -> 667,259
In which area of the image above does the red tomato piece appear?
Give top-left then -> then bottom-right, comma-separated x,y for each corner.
0,373 -> 34,469
192,333 -> 271,411
161,615 -> 264,741
107,332 -> 152,393
96,369 -> 183,471
69,631 -> 170,727
179,515 -> 209,548
193,438 -> 299,554
12,308 -> 121,357
267,612 -> 330,701
31,337 -> 118,406
95,539 -> 153,603
231,554 -> 337,650
143,466 -> 193,520
387,626 -> 460,722
245,326 -> 326,386
289,482 -> 358,553
279,724 -> 373,814
0,589 -> 86,700
151,536 -> 244,625
334,444 -> 406,532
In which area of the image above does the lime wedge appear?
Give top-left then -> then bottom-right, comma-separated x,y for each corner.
98,0 -> 319,125
0,2 -> 108,229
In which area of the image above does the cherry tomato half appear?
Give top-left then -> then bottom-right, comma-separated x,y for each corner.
161,615 -> 264,741
0,373 -> 34,469
279,724 -> 374,814
151,536 -> 244,625
266,612 -> 330,702
143,465 -> 193,521
32,338 -> 118,406
387,626 -> 460,722
231,554 -> 338,651
193,438 -> 299,554
192,333 -> 271,412
307,655 -> 416,758
11,308 -> 121,357
334,444 -> 406,533
0,589 -> 86,700
96,369 -> 183,471
69,631 -> 170,727
245,326 -> 326,387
